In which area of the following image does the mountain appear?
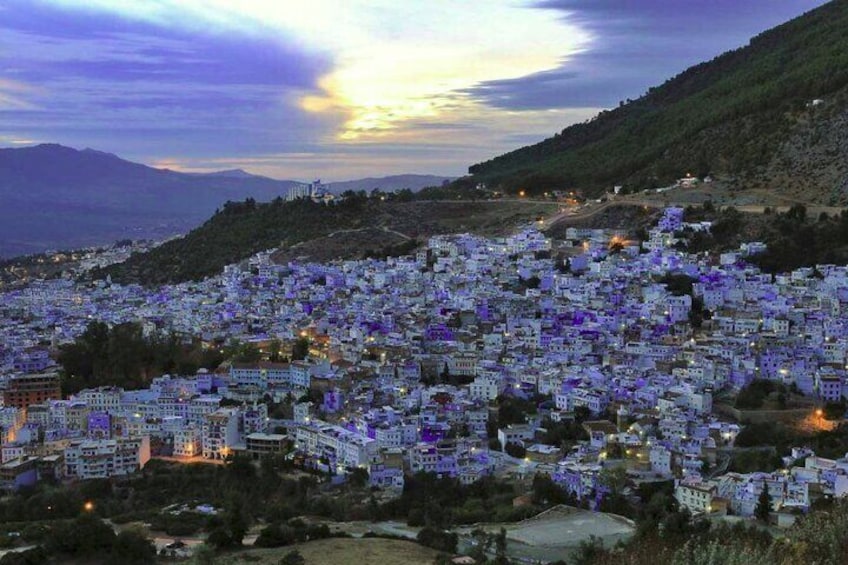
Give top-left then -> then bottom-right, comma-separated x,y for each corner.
191,168 -> 265,179
0,144 -> 450,258
0,144 -> 299,257
468,0 -> 848,204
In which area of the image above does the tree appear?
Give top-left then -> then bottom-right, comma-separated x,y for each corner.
468,528 -> 492,563
292,337 -> 310,361
255,523 -> 299,548
417,527 -> 458,553
206,527 -> 234,550
519,275 -> 541,290
45,514 -> 116,556
268,339 -> 283,362
599,466 -> 628,496
786,204 -> 807,222
193,544 -> 217,565
494,527 -> 509,565
111,530 -> 156,564
572,535 -> 606,565
756,482 -> 771,522
226,501 -> 249,546
232,342 -> 262,363
348,467 -> 369,488
504,442 -> 527,459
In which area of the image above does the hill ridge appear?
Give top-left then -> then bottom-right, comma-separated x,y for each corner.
468,0 -> 848,204
0,144 -> 451,258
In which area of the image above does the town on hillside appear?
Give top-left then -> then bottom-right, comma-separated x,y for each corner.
2,207 -> 848,557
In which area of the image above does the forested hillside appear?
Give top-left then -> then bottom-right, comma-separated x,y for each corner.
95,194 -> 554,285
469,0 -> 848,202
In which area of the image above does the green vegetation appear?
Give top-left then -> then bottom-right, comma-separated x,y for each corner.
96,197 -> 367,284
11,448 -> 848,564
656,271 -> 711,328
683,206 -> 750,254
733,421 -> 848,463
415,527 -> 458,554
755,482 -> 771,522
95,196 -> 554,285
29,515 -> 155,564
385,473 -> 536,527
747,207 -> 848,273
678,203 -> 848,274
58,321 -> 223,393
658,273 -> 697,297
539,416 -> 589,448
823,400 -> 846,421
468,0 -> 848,197
728,449 -> 782,474
734,379 -> 789,410
576,498 -> 848,565
504,442 -> 526,459
0,457 -> 544,553
208,538 -> 441,565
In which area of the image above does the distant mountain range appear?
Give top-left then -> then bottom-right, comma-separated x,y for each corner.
0,143 -> 451,257
468,0 -> 848,203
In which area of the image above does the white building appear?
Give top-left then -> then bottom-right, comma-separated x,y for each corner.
295,420 -> 378,470
201,408 -> 241,460
174,426 -> 202,457
470,376 -> 499,401
675,481 -> 716,514
64,437 -> 151,479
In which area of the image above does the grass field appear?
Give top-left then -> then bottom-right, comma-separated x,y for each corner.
211,538 -> 441,565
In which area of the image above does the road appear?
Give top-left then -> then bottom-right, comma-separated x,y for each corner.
532,194 -> 846,233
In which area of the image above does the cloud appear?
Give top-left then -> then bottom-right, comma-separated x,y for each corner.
0,0 -> 336,160
0,78 -> 42,110
467,0 -> 829,111
0,0 -> 831,180
24,0 -> 590,141
160,103 -> 602,180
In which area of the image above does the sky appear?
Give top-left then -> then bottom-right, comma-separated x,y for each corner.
0,0 -> 829,181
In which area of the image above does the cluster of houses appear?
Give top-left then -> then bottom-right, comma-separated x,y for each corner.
1,208 -> 848,520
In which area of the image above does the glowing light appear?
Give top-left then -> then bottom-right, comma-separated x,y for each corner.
83,501 -> 95,512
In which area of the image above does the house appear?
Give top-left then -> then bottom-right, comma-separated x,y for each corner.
650,445 -> 673,475
202,408 -> 241,460
675,481 -> 717,514
64,437 -> 151,479
3,373 -> 61,409
497,425 -> 535,451
582,421 -> 618,450
295,420 -> 378,470
174,426 -> 202,457
245,433 -> 289,458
